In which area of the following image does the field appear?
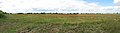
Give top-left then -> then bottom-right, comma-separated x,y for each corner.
0,14 -> 120,33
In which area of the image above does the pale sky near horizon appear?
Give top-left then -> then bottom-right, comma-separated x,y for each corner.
0,0 -> 120,13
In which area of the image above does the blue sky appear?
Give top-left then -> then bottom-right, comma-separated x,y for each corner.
84,0 -> 113,6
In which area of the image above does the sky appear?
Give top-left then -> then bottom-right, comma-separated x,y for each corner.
84,0 -> 113,6
0,0 -> 120,13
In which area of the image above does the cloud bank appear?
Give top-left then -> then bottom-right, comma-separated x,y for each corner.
0,0 -> 118,13
114,0 -> 120,12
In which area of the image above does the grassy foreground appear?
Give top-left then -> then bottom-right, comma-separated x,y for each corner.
0,14 -> 120,33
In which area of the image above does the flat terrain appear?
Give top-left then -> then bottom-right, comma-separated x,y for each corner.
0,14 -> 120,33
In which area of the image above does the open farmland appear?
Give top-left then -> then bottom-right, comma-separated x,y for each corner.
0,14 -> 120,33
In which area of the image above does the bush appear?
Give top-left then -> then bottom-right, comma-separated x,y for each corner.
0,10 -> 5,18
0,13 -> 5,18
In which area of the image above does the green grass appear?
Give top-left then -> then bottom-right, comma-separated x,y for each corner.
0,14 -> 120,33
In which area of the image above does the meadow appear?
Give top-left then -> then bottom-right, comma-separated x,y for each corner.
0,14 -> 120,33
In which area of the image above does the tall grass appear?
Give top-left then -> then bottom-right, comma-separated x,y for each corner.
0,14 -> 120,33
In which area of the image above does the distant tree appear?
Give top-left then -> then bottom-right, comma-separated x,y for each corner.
53,12 -> 58,14
80,13 -> 83,14
8,13 -> 12,14
73,13 -> 79,14
33,13 -> 39,14
17,13 -> 24,14
41,12 -> 46,14
27,13 -> 32,14
96,13 -> 102,14
116,12 -> 119,14
76,13 -> 79,14
46,13 -> 51,14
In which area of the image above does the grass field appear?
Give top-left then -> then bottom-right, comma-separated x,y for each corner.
0,14 -> 120,33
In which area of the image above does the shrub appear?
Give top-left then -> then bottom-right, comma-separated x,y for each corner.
0,10 -> 5,18
0,13 -> 5,18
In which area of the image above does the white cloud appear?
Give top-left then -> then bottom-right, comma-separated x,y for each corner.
114,0 -> 120,12
114,0 -> 120,3
114,0 -> 120,6
0,0 -> 116,13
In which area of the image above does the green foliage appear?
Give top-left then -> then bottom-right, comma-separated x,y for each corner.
0,10 -> 5,18
0,13 -> 4,18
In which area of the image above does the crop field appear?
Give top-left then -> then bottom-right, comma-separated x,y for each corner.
0,14 -> 120,33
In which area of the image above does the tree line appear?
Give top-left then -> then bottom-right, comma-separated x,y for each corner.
9,12 -> 120,14
0,10 -> 120,15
